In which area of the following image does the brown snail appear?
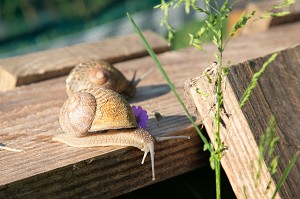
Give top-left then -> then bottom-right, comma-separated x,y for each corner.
53,88 -> 189,180
66,60 -> 141,99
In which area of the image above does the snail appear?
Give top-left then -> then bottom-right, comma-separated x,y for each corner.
66,60 -> 150,99
53,88 -> 189,180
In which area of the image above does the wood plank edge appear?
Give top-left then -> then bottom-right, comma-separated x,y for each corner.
0,127 -> 209,199
185,70 -> 279,198
0,31 -> 169,90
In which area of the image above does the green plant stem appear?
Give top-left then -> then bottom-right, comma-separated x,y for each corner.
215,159 -> 221,199
127,12 -> 213,154
214,8 -> 225,199
214,52 -> 223,199
271,150 -> 300,199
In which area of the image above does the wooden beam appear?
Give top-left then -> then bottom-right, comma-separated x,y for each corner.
0,31 -> 169,91
0,21 -> 300,198
187,37 -> 300,198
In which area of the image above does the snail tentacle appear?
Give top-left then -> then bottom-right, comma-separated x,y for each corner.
154,135 -> 190,142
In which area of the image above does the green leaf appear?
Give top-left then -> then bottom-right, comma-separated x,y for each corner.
192,4 -> 207,13
271,151 -> 299,199
230,10 -> 256,37
210,156 -> 215,170
270,11 -> 291,17
269,156 -> 279,175
268,137 -> 279,157
213,35 -> 219,47
222,65 -> 229,76
196,88 -> 209,97
273,0 -> 295,9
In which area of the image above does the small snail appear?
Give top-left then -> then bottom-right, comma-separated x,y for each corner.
53,88 -> 189,180
66,60 -> 141,99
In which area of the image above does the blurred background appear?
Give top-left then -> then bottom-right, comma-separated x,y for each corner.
0,0 -> 260,58
0,0 -> 207,58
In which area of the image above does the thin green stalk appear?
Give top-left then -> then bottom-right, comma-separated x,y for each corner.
214,3 -> 225,198
127,12 -> 213,154
215,59 -> 222,199
271,151 -> 300,199
239,53 -> 278,108
215,157 -> 221,199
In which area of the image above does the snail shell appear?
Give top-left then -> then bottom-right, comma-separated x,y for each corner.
66,60 -> 136,99
59,88 -> 138,137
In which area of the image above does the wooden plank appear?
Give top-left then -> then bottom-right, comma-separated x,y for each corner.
187,38 -> 300,197
0,31 -> 169,91
241,0 -> 300,35
0,21 -> 300,198
0,51 -> 210,199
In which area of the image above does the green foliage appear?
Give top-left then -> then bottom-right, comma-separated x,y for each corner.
230,11 -> 255,37
243,186 -> 248,199
145,1 -> 296,198
262,0 -> 295,18
155,2 -> 235,198
239,53 -> 278,109
273,0 -> 295,9
154,0 -> 176,44
196,88 -> 209,97
172,20 -> 208,49
189,0 -> 231,52
255,116 -> 279,188
272,150 -> 299,199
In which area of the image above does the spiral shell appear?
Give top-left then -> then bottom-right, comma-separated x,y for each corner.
66,60 -> 132,97
59,92 -> 96,137
59,88 -> 138,137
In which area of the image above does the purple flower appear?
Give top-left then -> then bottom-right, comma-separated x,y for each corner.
132,105 -> 148,128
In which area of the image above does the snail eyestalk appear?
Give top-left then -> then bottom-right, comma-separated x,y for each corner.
131,68 -> 155,87
155,135 -> 190,141
148,143 -> 155,181
123,68 -> 155,99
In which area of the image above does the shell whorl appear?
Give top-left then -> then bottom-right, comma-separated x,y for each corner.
59,92 -> 96,137
88,67 -> 108,85
66,60 -> 130,97
83,88 -> 138,132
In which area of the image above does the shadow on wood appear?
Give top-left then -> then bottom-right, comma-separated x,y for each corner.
130,84 -> 171,103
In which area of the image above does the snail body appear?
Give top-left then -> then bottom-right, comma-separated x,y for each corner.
66,60 -> 137,99
53,88 -> 189,180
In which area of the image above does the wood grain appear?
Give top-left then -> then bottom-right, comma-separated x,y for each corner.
0,31 -> 169,91
187,43 -> 300,197
0,21 -> 300,198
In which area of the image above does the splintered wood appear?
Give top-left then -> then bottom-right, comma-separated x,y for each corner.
187,45 -> 300,198
0,31 -> 169,91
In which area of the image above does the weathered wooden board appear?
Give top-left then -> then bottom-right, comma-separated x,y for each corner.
242,0 -> 300,35
0,31 -> 169,91
187,42 -> 300,197
0,21 -> 300,198
0,51 -> 209,199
